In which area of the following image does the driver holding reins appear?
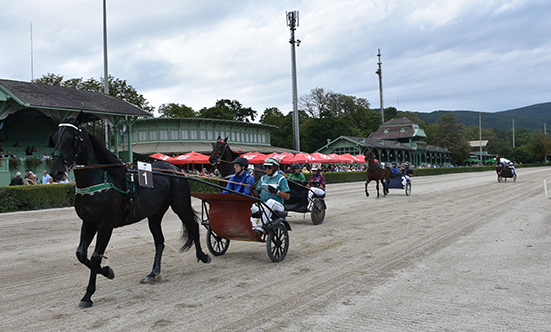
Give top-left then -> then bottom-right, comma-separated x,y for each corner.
222,157 -> 255,195
250,157 -> 290,234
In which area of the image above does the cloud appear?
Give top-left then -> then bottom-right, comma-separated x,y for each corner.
1,0 -> 550,116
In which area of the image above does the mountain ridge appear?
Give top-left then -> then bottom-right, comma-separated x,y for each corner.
413,102 -> 551,132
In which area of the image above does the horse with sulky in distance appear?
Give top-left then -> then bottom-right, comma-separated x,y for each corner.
49,112 -> 211,308
364,148 -> 391,198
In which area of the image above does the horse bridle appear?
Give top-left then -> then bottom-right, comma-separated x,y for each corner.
211,139 -> 228,165
54,123 -> 84,170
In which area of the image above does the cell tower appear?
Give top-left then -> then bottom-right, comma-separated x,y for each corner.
286,10 -> 300,151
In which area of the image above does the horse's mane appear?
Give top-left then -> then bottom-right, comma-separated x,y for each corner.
88,132 -> 123,165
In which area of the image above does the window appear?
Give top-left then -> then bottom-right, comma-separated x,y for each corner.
190,130 -> 198,140
261,134 -> 266,143
159,130 -> 168,140
231,132 -> 236,141
170,130 -> 179,140
132,132 -> 136,142
149,131 -> 157,141
215,131 -> 219,139
181,130 -> 189,140
207,130 -> 213,141
200,130 -> 206,140
241,133 -> 245,142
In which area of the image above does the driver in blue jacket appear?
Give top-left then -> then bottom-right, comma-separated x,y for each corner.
222,157 -> 255,195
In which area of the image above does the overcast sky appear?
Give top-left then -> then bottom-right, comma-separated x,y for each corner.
1,0 -> 550,117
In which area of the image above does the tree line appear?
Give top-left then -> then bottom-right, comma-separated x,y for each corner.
33,74 -> 551,164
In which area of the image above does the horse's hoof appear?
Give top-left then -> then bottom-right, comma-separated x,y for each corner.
143,273 -> 161,283
103,266 -> 115,279
78,300 -> 93,309
202,255 -> 212,264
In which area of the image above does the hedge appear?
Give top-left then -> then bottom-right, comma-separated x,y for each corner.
0,183 -> 76,213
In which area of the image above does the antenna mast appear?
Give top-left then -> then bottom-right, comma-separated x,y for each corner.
286,10 -> 300,151
376,49 -> 384,123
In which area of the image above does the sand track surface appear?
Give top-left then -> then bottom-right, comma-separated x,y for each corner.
1,168 -> 550,331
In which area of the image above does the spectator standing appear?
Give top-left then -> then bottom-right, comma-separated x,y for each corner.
42,170 -> 51,184
10,172 -> 24,186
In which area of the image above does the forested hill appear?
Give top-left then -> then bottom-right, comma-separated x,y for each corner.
415,102 -> 551,132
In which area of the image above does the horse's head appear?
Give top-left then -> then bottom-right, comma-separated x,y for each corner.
209,136 -> 229,166
49,112 -> 86,181
364,149 -> 374,162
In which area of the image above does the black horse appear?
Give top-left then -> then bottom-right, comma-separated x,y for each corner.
209,136 -> 239,178
49,112 -> 211,308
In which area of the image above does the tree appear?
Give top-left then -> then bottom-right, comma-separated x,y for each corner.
158,103 -> 196,118
32,73 -> 154,113
300,110 -> 356,152
260,107 -> 293,149
299,87 -> 378,138
530,132 -> 551,161
428,113 -> 471,164
198,99 -> 257,122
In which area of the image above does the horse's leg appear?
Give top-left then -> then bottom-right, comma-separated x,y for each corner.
78,225 -> 115,308
375,180 -> 380,198
76,222 -> 97,268
144,205 -> 168,283
365,179 -> 370,197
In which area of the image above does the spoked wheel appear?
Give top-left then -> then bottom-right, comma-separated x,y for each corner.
206,227 -> 230,256
405,182 -> 412,196
310,198 -> 326,225
266,223 -> 289,262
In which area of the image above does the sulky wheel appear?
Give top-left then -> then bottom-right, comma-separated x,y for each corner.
310,198 -> 326,225
514,173 -> 517,182
405,182 -> 412,196
266,223 -> 289,262
206,227 -> 230,256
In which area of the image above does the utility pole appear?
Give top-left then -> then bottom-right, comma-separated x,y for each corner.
376,49 -> 384,123
479,112 -> 482,163
286,10 -> 301,151
512,116 -> 515,148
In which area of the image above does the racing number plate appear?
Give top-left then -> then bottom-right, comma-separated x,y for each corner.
138,161 -> 153,188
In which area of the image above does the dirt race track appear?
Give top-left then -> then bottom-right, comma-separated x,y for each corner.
1,168 -> 551,332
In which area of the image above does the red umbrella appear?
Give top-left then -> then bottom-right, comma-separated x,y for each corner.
267,152 -> 295,164
327,153 -> 346,163
289,153 -> 317,164
240,152 -> 268,164
168,151 -> 210,165
149,153 -> 171,161
354,154 -> 366,163
310,152 -> 333,163
339,153 -> 360,163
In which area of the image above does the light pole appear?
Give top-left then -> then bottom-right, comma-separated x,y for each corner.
512,116 -> 515,148
376,49 -> 384,123
286,10 -> 300,151
103,0 -> 110,148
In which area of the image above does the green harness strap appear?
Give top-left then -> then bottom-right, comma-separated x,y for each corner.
75,170 -> 129,195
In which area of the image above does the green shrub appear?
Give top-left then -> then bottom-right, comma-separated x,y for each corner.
0,183 -> 75,213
